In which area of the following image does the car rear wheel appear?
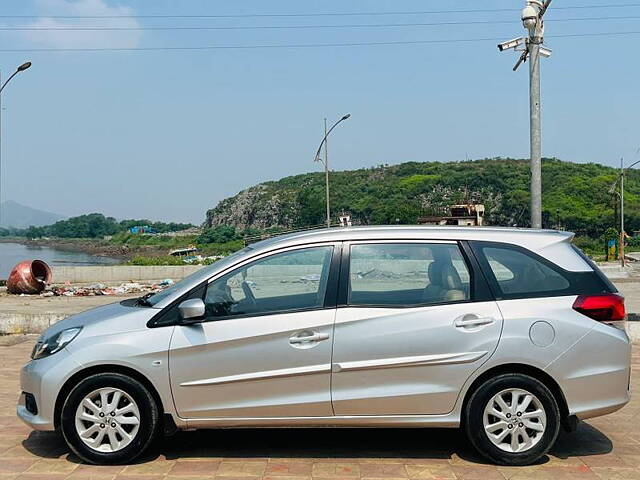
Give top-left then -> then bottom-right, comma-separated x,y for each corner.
60,373 -> 159,464
464,373 -> 560,466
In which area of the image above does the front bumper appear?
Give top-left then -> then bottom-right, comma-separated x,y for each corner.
17,348 -> 81,431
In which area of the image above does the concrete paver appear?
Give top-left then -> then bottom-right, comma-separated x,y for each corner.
0,340 -> 638,479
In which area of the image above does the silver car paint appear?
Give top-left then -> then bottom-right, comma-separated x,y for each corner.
170,308 -> 335,418
331,300 -> 503,415
18,226 -> 630,432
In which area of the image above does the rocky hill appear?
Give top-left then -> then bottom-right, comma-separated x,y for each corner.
204,158 -> 638,236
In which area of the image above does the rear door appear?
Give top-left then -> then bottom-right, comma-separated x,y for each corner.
331,240 -> 503,415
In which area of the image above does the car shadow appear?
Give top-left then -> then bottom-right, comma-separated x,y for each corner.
21,421 -> 612,465
550,422 -> 613,458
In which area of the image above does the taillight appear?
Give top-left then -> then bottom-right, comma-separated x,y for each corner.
572,293 -> 625,326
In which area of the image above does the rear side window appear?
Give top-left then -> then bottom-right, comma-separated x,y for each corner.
483,247 -> 570,295
348,243 -> 471,307
472,241 -> 613,299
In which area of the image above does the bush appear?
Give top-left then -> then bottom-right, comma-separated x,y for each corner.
197,239 -> 245,256
197,226 -> 240,244
126,255 -> 186,266
573,236 -> 603,256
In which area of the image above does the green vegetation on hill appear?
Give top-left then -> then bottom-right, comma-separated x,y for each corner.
205,158 -> 637,237
3,159 -> 636,265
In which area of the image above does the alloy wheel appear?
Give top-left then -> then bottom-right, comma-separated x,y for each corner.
74,387 -> 141,453
482,388 -> 547,453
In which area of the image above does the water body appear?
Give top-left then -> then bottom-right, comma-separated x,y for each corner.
0,242 -> 120,278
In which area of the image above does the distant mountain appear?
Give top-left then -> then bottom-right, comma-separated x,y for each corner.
0,200 -> 66,229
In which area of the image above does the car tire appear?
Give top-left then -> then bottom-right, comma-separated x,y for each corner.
464,373 -> 560,466
60,372 -> 160,464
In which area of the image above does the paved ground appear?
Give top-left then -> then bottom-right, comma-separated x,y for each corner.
0,292 -> 138,317
0,341 -> 638,479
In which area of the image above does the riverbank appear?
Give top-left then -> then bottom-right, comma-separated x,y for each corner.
0,237 -> 167,261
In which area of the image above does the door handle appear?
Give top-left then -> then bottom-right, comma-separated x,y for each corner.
289,332 -> 330,344
454,316 -> 495,328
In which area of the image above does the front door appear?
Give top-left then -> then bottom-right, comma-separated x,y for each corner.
331,241 -> 503,415
169,244 -> 338,419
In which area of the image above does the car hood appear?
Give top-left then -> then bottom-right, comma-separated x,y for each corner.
42,301 -> 159,339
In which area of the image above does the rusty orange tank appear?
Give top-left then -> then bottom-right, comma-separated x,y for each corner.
7,260 -> 52,294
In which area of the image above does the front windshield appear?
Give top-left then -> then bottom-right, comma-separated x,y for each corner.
144,247 -> 253,307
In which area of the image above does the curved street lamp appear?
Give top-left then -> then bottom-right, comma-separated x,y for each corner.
0,62 -> 32,94
313,114 -> 351,228
618,151 -> 640,266
0,61 -> 32,226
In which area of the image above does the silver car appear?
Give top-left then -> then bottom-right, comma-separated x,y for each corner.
18,226 -> 631,466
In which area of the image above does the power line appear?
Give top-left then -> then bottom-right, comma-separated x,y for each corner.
1,16 -> 639,31
0,4 -> 638,19
0,30 -> 638,52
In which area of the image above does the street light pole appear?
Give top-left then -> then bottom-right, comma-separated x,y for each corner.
0,61 -> 32,227
314,113 -> 351,228
323,118 -> 330,229
619,154 -> 640,267
621,158 -> 625,266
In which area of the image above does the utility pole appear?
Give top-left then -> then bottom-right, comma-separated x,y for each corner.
529,38 -> 542,229
498,1 -> 552,229
314,114 -> 351,228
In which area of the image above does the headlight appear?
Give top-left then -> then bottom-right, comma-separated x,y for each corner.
31,327 -> 82,360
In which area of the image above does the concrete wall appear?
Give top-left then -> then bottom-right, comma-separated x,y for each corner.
0,312 -> 68,335
51,265 -> 206,284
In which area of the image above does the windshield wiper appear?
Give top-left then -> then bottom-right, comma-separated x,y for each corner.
135,292 -> 154,307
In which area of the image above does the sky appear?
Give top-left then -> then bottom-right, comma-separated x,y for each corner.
0,0 -> 638,224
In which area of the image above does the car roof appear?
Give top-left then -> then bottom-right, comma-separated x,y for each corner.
249,225 -> 574,253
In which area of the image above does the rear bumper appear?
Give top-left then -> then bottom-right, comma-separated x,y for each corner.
546,324 -> 631,420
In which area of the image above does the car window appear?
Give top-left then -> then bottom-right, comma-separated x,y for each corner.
348,243 -> 471,307
482,246 -> 570,295
203,246 -> 333,319
144,246 -> 253,307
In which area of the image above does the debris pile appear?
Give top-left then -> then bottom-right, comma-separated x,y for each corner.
40,279 -> 175,297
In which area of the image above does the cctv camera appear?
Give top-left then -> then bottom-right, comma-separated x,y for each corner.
522,5 -> 538,29
498,36 -> 525,51
539,45 -> 552,58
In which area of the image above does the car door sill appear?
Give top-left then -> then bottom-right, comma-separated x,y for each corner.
184,414 -> 460,429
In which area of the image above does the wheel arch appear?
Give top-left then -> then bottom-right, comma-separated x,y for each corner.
54,364 -> 165,430
461,363 -> 570,425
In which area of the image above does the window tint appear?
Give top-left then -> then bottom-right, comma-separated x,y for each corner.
203,246 -> 333,319
348,243 -> 470,306
482,246 -> 570,295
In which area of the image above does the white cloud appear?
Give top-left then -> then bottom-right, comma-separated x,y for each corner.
12,0 -> 142,49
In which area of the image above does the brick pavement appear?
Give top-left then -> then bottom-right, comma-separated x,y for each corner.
0,340 -> 638,480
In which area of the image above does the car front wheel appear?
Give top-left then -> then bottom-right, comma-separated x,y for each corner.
464,373 -> 561,466
60,372 -> 159,464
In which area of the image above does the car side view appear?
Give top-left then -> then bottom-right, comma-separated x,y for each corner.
17,226 -> 631,466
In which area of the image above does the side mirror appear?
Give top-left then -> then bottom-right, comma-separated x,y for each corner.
178,298 -> 205,324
